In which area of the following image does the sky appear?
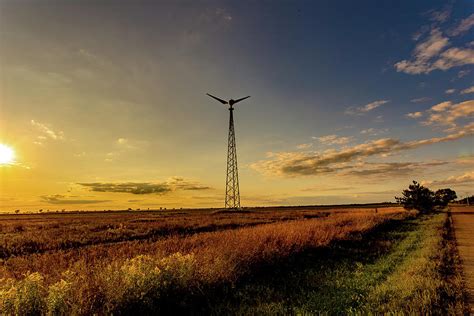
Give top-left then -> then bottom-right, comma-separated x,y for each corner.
0,0 -> 473,211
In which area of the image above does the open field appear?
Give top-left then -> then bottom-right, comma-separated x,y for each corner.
0,206 -> 466,314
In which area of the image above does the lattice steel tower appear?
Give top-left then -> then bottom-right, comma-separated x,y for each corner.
206,93 -> 250,209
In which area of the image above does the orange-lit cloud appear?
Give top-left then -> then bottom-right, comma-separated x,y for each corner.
423,171 -> 474,186
313,134 -> 352,145
421,100 -> 474,127
395,13 -> 474,75
251,124 -> 473,177
406,112 -> 423,119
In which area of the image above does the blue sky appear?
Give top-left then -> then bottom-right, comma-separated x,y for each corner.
0,0 -> 473,210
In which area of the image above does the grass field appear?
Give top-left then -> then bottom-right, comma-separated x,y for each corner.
0,206 -> 466,314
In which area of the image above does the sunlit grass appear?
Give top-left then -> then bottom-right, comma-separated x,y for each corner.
0,208 -> 403,314
215,212 -> 465,314
0,208 -> 464,314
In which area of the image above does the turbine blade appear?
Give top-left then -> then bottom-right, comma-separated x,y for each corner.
206,93 -> 228,104
233,96 -> 251,104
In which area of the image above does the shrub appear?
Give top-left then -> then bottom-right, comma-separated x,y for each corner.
0,272 -> 46,315
396,182 -> 457,212
46,277 -> 73,315
100,253 -> 196,313
434,189 -> 457,208
396,181 -> 435,213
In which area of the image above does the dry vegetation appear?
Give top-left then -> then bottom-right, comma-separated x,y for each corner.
0,209 -> 331,258
0,207 -> 403,314
0,206 -> 463,314
218,210 -> 466,314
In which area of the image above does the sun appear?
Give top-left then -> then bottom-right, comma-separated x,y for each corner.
0,144 -> 15,165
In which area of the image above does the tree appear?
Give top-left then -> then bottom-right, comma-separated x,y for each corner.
434,188 -> 457,207
395,181 -> 435,213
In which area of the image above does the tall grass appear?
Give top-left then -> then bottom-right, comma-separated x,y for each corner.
207,212 -> 465,314
0,208 -> 333,258
0,209 -> 404,314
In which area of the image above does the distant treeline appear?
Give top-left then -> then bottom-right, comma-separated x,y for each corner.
245,202 -> 397,211
454,195 -> 473,204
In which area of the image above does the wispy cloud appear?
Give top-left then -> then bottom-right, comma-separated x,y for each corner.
423,171 -> 474,187
432,47 -> 474,71
395,28 -> 450,74
30,120 -> 64,145
431,101 -> 452,112
461,86 -> 474,94
345,100 -> 389,115
406,112 -> 423,119
41,195 -> 110,205
251,124 -> 473,177
79,182 -> 172,195
313,135 -> 352,146
104,137 -> 149,162
457,69 -> 470,78
360,128 -> 388,136
199,7 -> 233,25
341,161 -> 448,177
412,6 -> 452,41
166,177 -> 212,191
76,48 -> 108,67
426,6 -> 452,23
214,8 -> 232,22
455,155 -> 474,168
395,11 -> 474,75
296,143 -> 313,150
374,115 -> 384,123
421,100 -> 474,127
445,88 -> 456,94
13,66 -> 71,86
78,177 -> 212,195
449,13 -> 474,36
410,97 -> 432,103
115,137 -> 147,149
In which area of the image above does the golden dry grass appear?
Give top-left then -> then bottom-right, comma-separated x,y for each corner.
0,207 -> 405,314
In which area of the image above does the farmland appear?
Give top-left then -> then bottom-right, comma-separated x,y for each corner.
0,206 -> 466,314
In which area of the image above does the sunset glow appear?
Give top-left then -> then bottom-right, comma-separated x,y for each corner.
0,144 -> 15,165
0,1 -> 472,212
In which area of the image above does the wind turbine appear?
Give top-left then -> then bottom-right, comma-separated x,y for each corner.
207,93 -> 250,209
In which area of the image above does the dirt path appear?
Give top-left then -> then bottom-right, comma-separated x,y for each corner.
451,206 -> 474,313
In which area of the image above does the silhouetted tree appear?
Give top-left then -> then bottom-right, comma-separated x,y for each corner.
434,188 -> 457,207
395,181 -> 435,213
